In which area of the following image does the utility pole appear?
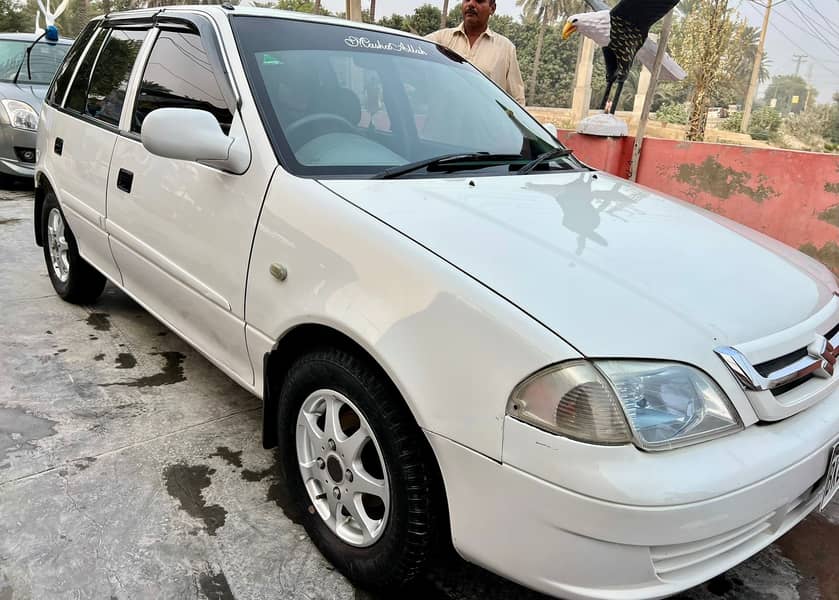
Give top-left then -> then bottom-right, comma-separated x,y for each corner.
345,0 -> 362,21
792,54 -> 807,76
630,11 -> 674,181
741,0 -> 772,134
440,0 -> 449,29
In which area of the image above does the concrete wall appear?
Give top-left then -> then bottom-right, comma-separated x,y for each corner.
556,131 -> 839,274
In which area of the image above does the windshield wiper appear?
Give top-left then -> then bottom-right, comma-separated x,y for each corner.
373,152 -> 523,179
517,148 -> 573,176
12,30 -> 48,85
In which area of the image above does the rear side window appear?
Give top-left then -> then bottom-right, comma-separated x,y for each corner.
85,29 -> 147,126
65,28 -> 108,113
131,30 -> 232,134
47,20 -> 98,105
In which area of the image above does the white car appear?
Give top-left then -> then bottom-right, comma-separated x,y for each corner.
35,6 -> 839,600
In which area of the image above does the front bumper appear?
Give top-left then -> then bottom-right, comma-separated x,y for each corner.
428,385 -> 839,600
0,124 -> 37,178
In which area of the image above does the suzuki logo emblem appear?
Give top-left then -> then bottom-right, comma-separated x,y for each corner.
808,336 -> 838,379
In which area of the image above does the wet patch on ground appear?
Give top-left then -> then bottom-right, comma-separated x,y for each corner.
162,464 -> 227,536
240,451 -> 302,525
0,218 -> 21,225
208,447 -> 243,469
675,156 -> 778,203
115,353 -> 137,369
73,457 -> 97,471
85,312 -> 111,331
198,567 -> 236,600
93,353 -> 105,361
101,351 -> 186,388
777,513 -> 839,599
0,407 -> 58,462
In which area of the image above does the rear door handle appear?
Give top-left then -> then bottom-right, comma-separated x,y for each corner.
54,137 -> 63,155
117,168 -> 133,193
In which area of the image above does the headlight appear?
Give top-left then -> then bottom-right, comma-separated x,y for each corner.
0,99 -> 39,131
508,360 -> 742,451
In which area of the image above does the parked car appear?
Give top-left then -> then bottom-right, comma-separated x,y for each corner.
0,32 -> 71,181
34,7 -> 839,600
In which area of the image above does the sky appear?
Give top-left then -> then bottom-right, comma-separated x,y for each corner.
321,0 -> 839,103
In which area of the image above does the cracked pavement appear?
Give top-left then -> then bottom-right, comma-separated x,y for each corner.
0,179 -> 837,600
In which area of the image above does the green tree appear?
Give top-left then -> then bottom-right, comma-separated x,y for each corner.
764,75 -> 810,115
516,0 -> 583,105
825,93 -> 839,145
670,0 -> 744,140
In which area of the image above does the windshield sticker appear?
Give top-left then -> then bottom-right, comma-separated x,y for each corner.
344,36 -> 428,55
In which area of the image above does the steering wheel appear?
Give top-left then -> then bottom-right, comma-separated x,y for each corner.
284,113 -> 355,149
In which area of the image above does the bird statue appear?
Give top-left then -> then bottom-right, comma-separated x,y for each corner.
35,0 -> 69,41
562,0 -> 681,114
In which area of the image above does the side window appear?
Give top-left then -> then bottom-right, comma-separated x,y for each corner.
132,30 -> 232,134
47,20 -> 98,106
85,29 -> 147,126
65,28 -> 108,113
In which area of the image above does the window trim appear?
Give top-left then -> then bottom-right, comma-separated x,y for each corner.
83,28 -> 150,128
52,20 -> 104,108
128,25 -> 234,136
118,27 -> 159,133
64,26 -> 111,115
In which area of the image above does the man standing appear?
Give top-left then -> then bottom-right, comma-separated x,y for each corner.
426,0 -> 526,106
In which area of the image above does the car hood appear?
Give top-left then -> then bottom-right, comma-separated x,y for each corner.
322,172 -> 837,360
0,82 -> 46,110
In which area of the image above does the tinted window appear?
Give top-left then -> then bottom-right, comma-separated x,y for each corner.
233,17 -> 572,178
47,21 -> 98,104
85,29 -> 146,126
65,28 -> 108,113
132,30 -> 232,134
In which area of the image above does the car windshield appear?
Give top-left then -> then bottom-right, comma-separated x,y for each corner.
0,39 -> 69,85
232,16 -> 582,178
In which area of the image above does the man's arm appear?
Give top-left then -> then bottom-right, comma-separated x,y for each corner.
507,45 -> 526,106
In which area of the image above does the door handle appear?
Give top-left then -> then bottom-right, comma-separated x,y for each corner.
117,168 -> 133,193
54,137 -> 63,155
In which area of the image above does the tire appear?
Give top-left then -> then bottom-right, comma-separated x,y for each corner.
41,192 -> 106,304
277,347 -> 440,592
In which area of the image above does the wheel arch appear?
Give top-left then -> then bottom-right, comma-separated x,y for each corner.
34,171 -> 57,247
261,321 -> 452,548
262,322 -> 408,449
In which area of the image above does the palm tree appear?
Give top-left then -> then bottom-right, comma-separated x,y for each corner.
440,0 -> 449,29
517,0 -> 583,102
369,0 -> 375,21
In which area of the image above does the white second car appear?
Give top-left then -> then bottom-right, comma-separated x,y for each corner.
35,6 -> 839,599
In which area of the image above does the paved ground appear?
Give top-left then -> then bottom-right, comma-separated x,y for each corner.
0,178 -> 838,600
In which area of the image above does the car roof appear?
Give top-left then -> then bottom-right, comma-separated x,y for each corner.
0,31 -> 73,44
104,5 -> 426,42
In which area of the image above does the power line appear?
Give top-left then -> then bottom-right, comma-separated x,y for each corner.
743,1 -> 839,80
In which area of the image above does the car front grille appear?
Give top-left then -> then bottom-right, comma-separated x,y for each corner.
716,320 -> 839,397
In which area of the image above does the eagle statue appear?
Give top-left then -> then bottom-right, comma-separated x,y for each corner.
563,0 -> 682,114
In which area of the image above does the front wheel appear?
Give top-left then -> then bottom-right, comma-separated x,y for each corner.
42,192 -> 106,304
277,348 -> 441,592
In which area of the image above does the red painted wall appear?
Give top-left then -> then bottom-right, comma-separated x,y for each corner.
557,132 -> 839,274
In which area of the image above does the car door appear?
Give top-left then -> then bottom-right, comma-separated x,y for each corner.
106,20 -> 273,386
43,24 -> 148,284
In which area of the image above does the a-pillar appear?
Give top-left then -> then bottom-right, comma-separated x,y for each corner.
570,36 -> 596,125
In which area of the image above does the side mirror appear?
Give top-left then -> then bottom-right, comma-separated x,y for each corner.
141,108 -> 249,174
542,122 -> 558,139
